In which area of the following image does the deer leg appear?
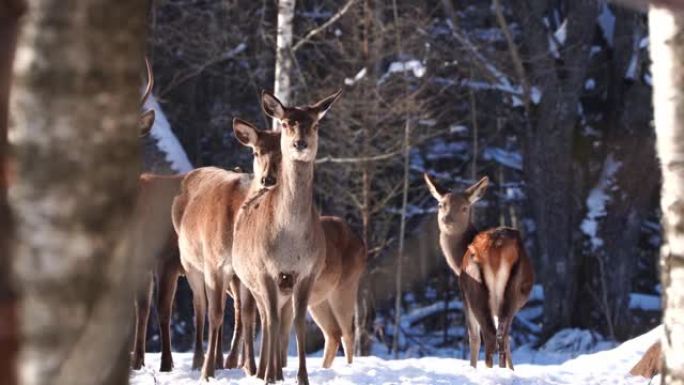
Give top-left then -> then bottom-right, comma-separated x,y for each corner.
310,300 -> 341,368
215,323 -> 224,370
225,277 -> 242,369
294,276 -> 314,385
263,278 -> 280,383
157,264 -> 179,372
464,306 -> 481,368
132,276 -> 153,370
255,295 -> 268,380
187,270 -> 206,370
330,281 -> 359,365
279,297 -> 293,369
240,285 -> 257,375
201,275 -> 226,379
482,328 -> 496,368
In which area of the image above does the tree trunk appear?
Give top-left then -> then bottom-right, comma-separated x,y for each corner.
0,2 -> 25,385
273,0 -> 295,124
512,0 -> 599,337
10,1 -> 145,384
649,4 -> 684,383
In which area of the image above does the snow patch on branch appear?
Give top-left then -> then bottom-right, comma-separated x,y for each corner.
581,153 -> 621,250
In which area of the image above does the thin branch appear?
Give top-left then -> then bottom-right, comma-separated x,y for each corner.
315,150 -> 401,164
292,0 -> 357,52
492,0 -> 531,114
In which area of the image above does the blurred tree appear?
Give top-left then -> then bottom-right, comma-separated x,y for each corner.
10,1 -> 146,384
0,1 -> 25,384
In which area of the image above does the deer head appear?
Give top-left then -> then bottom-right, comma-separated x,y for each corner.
139,57 -> 155,137
233,118 -> 281,189
261,89 -> 342,162
424,174 -> 489,234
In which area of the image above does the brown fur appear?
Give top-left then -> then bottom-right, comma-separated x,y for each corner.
172,122 -> 281,380
630,341 -> 661,378
424,174 -> 534,369
130,174 -> 184,371
240,216 -> 367,370
232,90 -> 341,384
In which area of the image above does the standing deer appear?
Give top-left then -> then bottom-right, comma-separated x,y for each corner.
131,58 -> 185,372
232,89 -> 341,384
172,118 -> 281,380
424,174 -> 533,369
239,215 -> 367,370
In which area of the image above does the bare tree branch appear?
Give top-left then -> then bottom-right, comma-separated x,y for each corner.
292,0 -> 357,52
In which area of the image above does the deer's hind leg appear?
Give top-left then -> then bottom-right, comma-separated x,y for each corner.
329,278 -> 359,365
240,285 -> 257,375
309,300 -> 341,368
132,275 -> 153,370
279,297 -> 293,368
225,276 -> 243,369
157,261 -> 180,372
200,272 -> 227,379
186,269 -> 206,370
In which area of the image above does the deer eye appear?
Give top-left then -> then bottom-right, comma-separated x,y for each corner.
253,151 -> 259,157
438,203 -> 444,209
462,206 -> 468,212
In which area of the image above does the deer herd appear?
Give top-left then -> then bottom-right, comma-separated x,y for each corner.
131,60 -> 534,383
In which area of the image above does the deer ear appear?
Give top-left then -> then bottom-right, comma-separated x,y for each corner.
261,91 -> 286,120
424,173 -> 447,200
233,118 -> 259,147
138,109 -> 155,137
310,89 -> 342,120
465,176 -> 489,203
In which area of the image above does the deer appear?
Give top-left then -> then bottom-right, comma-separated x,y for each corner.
424,174 -> 534,369
130,58 -> 185,372
231,89 -> 342,384
171,118 -> 281,380
238,214 -> 367,371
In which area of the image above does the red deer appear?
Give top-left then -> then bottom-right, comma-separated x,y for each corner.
172,118 -> 281,380
424,174 -> 534,369
240,215 -> 367,370
131,59 -> 185,372
232,90 -> 341,384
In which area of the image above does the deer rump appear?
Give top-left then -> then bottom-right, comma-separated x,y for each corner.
459,228 -> 534,356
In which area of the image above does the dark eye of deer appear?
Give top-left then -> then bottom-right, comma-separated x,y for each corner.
462,206 -> 468,212
438,203 -> 444,209
253,151 -> 259,157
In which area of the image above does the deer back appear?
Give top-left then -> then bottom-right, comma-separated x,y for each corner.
173,167 -> 250,271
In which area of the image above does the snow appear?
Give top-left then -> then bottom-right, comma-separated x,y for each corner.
381,59 -> 426,82
483,147 -> 523,171
598,4 -> 616,46
344,68 -> 367,86
129,327 -> 661,384
143,95 -> 193,173
580,153 -> 621,250
449,124 -> 468,134
585,79 -> 595,90
629,293 -> 661,311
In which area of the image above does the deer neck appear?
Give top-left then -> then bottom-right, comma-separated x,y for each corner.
274,157 -> 314,225
442,223 -> 478,267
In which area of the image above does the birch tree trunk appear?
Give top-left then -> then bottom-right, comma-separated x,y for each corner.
0,2 -> 25,384
10,1 -> 145,384
273,0 -> 294,130
650,4 -> 684,383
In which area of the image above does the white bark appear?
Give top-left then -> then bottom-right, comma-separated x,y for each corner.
649,4 -> 684,384
273,0 -> 295,130
10,1 -> 146,384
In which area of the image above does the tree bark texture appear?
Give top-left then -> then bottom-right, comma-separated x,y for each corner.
649,4 -> 684,384
512,0 -> 599,337
10,1 -> 146,384
273,0 -> 295,112
0,2 -> 26,385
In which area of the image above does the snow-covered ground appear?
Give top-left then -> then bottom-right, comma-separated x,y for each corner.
130,327 -> 661,385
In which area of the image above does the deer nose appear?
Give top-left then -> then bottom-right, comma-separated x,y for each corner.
261,175 -> 276,187
293,140 -> 307,151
